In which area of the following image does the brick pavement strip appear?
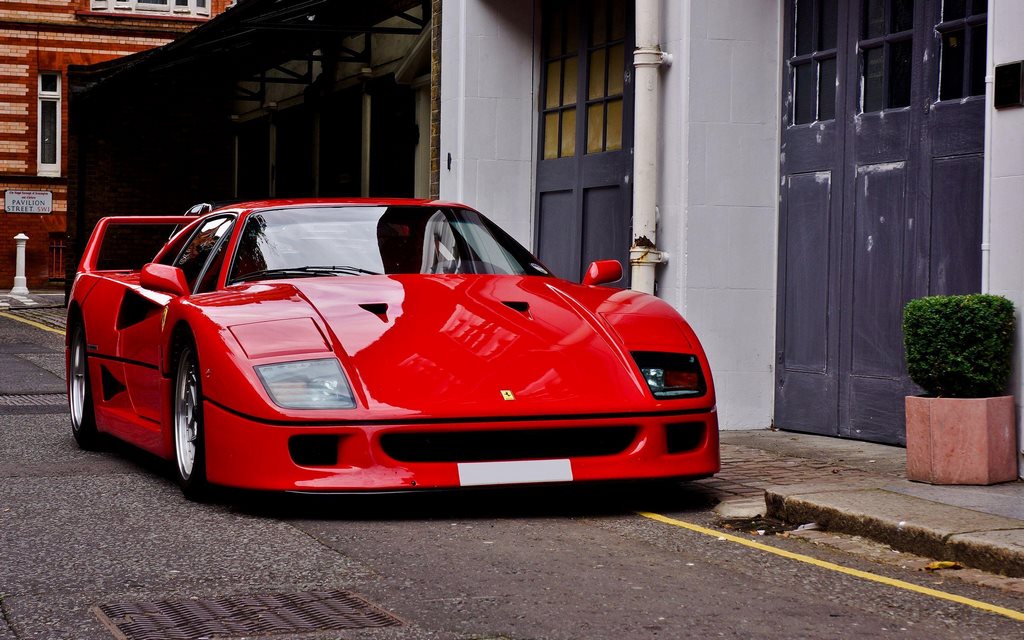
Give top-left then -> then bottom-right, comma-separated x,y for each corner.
704,444 -> 884,497
6,306 -> 66,332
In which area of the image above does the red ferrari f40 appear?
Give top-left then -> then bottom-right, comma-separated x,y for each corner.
67,199 -> 719,499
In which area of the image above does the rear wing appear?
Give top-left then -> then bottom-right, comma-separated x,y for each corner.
78,216 -> 197,274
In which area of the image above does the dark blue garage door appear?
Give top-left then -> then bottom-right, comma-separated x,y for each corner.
775,0 -> 986,444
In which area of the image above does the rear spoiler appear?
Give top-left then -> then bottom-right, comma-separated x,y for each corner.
78,216 -> 197,274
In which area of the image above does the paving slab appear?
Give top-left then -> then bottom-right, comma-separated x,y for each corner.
886,480 -> 1024,521
765,485 -> 1024,577
947,529 -> 1024,578
713,497 -> 766,519
755,478 -> 893,494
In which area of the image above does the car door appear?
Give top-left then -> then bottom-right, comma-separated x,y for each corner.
119,215 -> 235,424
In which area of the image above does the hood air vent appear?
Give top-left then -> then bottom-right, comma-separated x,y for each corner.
359,303 -> 389,322
502,301 -> 530,314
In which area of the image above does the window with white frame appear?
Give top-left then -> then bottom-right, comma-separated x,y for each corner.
89,0 -> 210,18
37,73 -> 60,177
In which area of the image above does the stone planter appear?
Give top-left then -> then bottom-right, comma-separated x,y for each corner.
905,395 -> 1018,485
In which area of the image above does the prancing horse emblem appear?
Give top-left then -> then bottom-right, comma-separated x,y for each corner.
501,390 -> 515,401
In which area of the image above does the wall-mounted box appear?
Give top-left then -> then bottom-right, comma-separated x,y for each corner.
995,61 -> 1024,109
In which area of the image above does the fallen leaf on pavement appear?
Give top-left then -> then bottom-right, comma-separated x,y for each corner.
924,561 -> 963,571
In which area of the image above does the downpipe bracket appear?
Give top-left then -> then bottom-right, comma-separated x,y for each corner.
629,246 -> 669,266
634,47 -> 671,69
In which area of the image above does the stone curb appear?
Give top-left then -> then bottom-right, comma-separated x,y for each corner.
765,483 -> 1024,578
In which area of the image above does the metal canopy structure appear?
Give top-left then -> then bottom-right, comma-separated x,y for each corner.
72,0 -> 428,104
67,0 -> 436,288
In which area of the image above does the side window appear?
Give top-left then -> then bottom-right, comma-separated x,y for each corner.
174,216 -> 233,291
156,225 -> 197,266
420,211 -> 461,273
195,239 -> 229,294
859,0 -> 915,113
937,0 -> 988,101
789,0 -> 839,124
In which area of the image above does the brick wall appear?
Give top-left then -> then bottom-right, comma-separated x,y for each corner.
0,0 -> 231,291
429,0 -> 441,200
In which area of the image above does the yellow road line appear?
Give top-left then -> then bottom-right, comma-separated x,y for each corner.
639,511 -> 1024,623
0,311 -> 65,336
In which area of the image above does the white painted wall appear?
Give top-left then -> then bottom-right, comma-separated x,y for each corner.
985,0 -> 1024,477
442,0 -> 781,431
439,0 -> 536,245
658,0 -> 782,429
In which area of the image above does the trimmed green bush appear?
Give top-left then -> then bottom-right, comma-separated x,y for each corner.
903,294 -> 1015,398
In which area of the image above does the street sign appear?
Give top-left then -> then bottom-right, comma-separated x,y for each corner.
4,190 -> 53,214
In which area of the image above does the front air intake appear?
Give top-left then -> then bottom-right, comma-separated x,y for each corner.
665,422 -> 706,454
288,435 -> 340,466
380,426 -> 637,463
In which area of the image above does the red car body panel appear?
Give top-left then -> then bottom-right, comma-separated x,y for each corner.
67,199 -> 719,492
201,405 -> 719,491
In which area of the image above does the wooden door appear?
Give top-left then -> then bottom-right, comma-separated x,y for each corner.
535,0 -> 634,283
776,0 -> 986,444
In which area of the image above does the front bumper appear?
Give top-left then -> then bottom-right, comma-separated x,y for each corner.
203,402 -> 720,491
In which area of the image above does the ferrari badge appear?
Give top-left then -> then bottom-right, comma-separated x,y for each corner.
501,390 -> 515,401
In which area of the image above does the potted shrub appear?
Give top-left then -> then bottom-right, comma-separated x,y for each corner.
903,294 -> 1017,485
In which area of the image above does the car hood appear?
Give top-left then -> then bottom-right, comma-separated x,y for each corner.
286,275 -> 654,418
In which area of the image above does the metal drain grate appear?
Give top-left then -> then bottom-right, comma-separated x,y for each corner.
94,590 -> 402,640
0,394 -> 65,406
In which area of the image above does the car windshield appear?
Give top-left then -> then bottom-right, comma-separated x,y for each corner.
228,206 -> 550,283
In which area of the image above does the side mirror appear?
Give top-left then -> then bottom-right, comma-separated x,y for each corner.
140,263 -> 189,297
582,260 -> 623,286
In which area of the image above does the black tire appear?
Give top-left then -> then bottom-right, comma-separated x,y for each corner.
173,339 -> 210,501
69,322 -> 101,450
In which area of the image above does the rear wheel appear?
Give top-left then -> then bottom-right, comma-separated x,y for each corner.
69,323 -> 100,450
173,340 -> 209,501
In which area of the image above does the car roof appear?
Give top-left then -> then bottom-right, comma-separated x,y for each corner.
213,197 -> 469,215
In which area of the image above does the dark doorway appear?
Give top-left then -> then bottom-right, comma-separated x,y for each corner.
276,103 -> 316,198
370,81 -> 417,197
319,88 -> 364,198
236,119 -> 271,200
535,0 -> 634,283
775,0 -> 986,444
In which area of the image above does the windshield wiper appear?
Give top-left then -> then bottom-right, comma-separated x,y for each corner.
233,265 -> 380,283
302,265 -> 381,275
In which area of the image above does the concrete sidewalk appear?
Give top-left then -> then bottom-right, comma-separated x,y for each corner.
709,430 -> 1024,578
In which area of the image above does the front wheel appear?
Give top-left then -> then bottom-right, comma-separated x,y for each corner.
173,341 -> 209,501
69,323 -> 100,450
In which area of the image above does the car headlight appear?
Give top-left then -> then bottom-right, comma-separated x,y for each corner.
632,351 -> 706,399
254,358 -> 356,409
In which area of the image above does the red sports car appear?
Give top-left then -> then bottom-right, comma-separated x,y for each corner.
67,199 -> 718,499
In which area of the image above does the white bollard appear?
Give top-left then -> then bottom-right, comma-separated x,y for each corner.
10,233 -> 28,296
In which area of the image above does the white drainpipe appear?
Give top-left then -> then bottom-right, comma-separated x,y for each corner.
630,0 -> 670,294
980,0 -> 996,292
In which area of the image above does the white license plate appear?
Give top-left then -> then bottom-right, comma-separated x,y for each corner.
457,459 -> 574,487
